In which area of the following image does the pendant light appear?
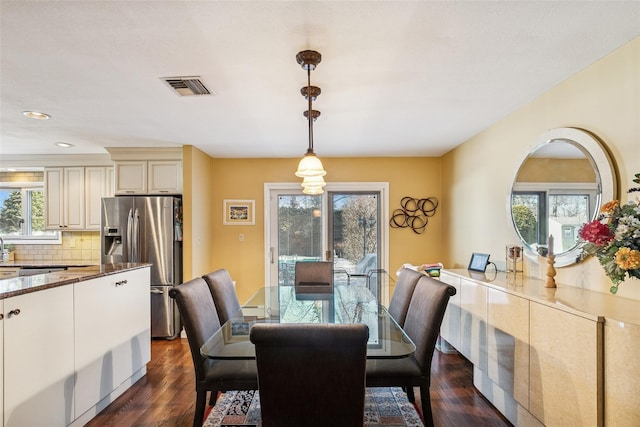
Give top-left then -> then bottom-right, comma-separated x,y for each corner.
294,50 -> 326,194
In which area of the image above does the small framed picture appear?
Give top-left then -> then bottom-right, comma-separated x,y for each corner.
468,252 -> 491,272
223,199 -> 255,225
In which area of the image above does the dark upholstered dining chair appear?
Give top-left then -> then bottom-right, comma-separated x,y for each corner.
294,261 -> 334,294
366,275 -> 456,427
250,323 -> 369,427
169,278 -> 257,427
388,267 -> 424,327
202,269 -> 242,325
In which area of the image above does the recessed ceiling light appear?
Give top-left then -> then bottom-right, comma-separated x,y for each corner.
55,142 -> 74,148
23,111 -> 51,120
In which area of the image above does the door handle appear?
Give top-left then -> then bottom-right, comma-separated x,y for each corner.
269,247 -> 274,264
127,208 -> 133,260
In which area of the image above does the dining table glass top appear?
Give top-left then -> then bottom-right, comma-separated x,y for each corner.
200,285 -> 416,360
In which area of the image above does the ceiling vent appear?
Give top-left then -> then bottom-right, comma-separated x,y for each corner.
161,76 -> 212,96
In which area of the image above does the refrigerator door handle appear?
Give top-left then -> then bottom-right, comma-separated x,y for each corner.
126,208 -> 134,260
150,288 -> 164,294
133,208 -> 140,262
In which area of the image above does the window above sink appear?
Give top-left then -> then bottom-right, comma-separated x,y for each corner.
1,172 -> 61,244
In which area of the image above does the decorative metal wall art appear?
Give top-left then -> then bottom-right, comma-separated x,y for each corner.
389,197 -> 439,234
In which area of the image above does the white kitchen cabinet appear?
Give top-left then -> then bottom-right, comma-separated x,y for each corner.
73,267 -> 151,419
3,285 -> 75,427
85,166 -> 114,230
45,167 -> 85,230
114,160 -> 182,195
114,160 -> 147,194
148,160 -> 182,194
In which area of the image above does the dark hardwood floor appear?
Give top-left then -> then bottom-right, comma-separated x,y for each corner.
86,339 -> 513,426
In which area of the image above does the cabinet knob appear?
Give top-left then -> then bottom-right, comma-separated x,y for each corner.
8,309 -> 21,317
0,313 -> 4,320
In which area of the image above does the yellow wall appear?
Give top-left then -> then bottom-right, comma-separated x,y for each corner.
182,145 -> 215,281
207,157 -> 442,303
442,36 -> 640,300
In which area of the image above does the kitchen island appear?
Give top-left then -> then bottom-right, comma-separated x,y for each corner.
0,263 -> 151,427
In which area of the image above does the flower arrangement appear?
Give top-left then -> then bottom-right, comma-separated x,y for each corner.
578,173 -> 640,294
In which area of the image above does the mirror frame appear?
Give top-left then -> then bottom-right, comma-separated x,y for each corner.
509,127 -> 617,267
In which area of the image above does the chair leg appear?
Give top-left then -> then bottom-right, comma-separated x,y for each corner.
406,385 -> 415,403
208,389 -> 219,406
420,385 -> 434,427
194,390 -> 207,427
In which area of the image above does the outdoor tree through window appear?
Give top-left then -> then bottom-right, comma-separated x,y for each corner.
0,184 -> 58,241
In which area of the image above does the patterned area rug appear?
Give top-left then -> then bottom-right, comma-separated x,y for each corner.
203,387 -> 424,426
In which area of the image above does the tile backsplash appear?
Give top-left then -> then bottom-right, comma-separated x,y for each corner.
13,231 -> 101,262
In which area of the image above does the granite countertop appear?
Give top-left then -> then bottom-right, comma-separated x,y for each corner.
443,268 -> 640,326
0,263 -> 151,300
0,260 -> 99,268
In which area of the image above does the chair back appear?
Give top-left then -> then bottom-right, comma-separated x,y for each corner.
403,275 -> 456,375
388,267 -> 423,326
168,278 -> 221,380
202,269 -> 241,325
294,261 -> 333,293
250,323 -> 369,427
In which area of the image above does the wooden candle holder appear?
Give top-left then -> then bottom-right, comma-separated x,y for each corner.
545,254 -> 556,288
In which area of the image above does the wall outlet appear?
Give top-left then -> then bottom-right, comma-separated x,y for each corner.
239,234 -> 245,241
69,239 -> 76,248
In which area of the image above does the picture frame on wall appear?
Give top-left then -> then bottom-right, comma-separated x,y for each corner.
223,199 -> 255,225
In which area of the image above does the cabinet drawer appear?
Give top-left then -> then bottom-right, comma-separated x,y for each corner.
0,268 -> 20,279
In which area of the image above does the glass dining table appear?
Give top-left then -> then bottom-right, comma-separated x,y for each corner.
200,285 -> 416,359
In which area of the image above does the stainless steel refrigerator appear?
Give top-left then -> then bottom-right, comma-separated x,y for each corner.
101,196 -> 183,339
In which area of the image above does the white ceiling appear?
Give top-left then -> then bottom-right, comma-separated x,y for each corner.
1,1 -> 639,160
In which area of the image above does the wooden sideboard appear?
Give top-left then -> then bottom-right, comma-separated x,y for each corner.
439,269 -> 640,427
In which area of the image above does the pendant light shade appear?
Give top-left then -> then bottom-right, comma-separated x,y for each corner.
295,50 -> 326,191
295,151 -> 326,178
303,185 -> 325,195
300,174 -> 327,188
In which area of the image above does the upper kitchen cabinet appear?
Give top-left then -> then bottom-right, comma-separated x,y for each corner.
45,167 -> 85,230
108,147 -> 183,195
85,166 -> 114,230
45,166 -> 114,231
114,160 -> 182,195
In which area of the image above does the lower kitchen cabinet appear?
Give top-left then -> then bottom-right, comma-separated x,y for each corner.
74,268 -> 151,419
3,285 -> 75,427
0,266 -> 151,426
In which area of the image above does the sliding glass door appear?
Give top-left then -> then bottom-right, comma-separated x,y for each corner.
265,182 -> 389,303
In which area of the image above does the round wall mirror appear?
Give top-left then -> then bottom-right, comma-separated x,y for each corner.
509,128 -> 616,267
